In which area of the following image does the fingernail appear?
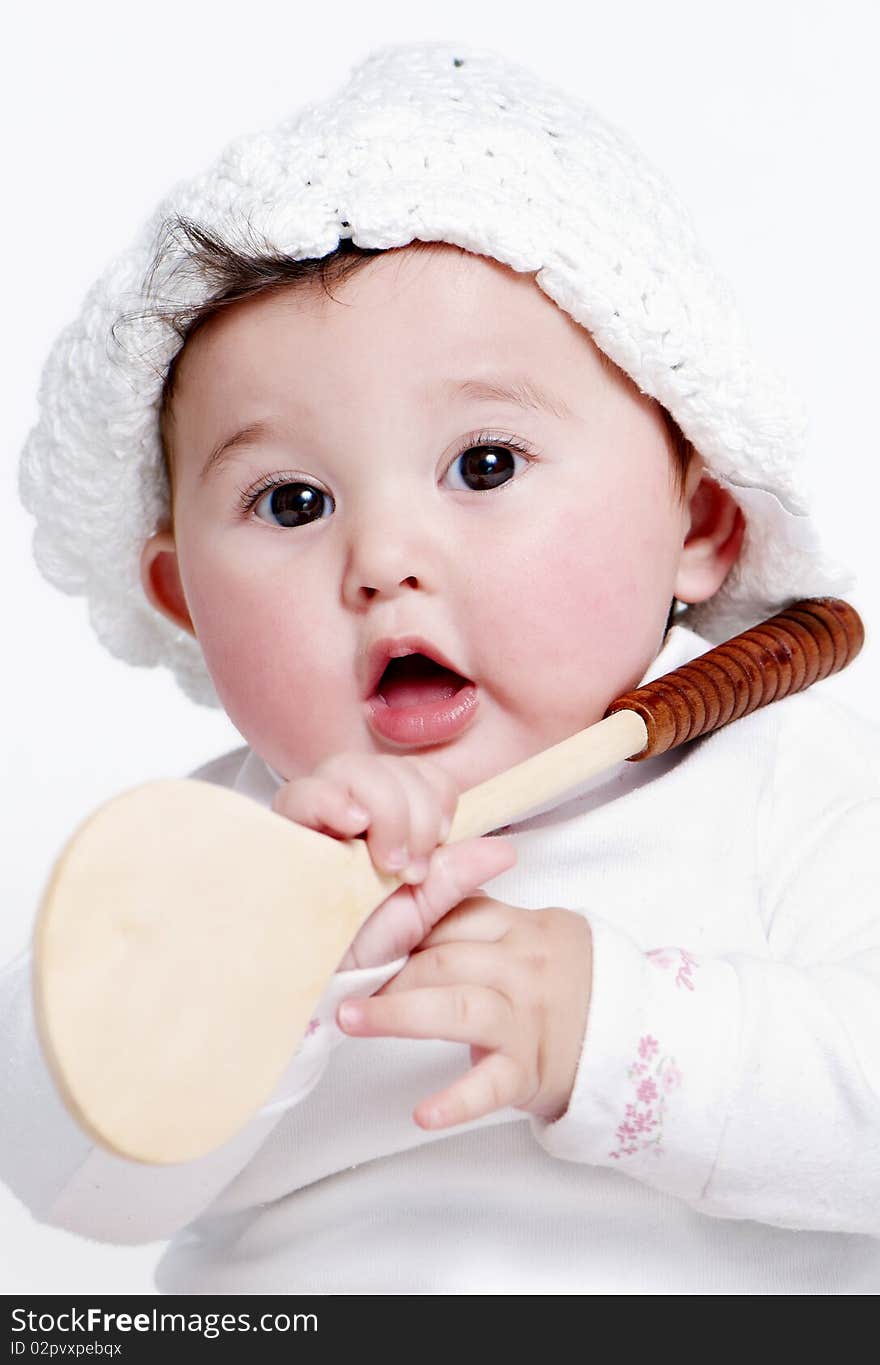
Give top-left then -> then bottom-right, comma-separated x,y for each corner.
439,815 -> 452,842
401,858 -> 428,884
339,1003 -> 361,1029
347,803 -> 370,824
384,846 -> 408,872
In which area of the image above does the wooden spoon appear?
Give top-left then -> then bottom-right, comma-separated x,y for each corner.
32,598 -> 863,1165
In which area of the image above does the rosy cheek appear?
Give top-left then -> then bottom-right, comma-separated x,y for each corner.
192,601 -> 275,716
473,490 -> 673,719
178,536 -> 356,770
178,547 -> 282,691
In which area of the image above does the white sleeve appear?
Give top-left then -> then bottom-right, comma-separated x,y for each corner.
0,944 -> 405,1245
528,798 -> 880,1235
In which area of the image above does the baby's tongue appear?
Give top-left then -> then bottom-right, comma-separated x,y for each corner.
378,656 -> 465,709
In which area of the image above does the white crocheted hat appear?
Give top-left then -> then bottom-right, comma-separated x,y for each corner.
19,39 -> 850,708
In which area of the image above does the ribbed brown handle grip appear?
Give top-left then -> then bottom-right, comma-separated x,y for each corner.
605,597 -> 865,761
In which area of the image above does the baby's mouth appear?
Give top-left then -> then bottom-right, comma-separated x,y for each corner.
373,653 -> 471,710
365,652 -> 480,748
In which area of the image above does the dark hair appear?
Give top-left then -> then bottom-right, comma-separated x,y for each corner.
151,216 -> 694,508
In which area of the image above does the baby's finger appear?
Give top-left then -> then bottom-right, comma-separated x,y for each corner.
400,756 -> 460,845
368,759 -> 456,883
337,882 -> 424,970
338,836 -> 516,969
313,755 -> 411,874
410,836 -> 517,937
377,941 -> 515,998
419,892 -> 516,947
414,1052 -> 528,1130
271,775 -> 371,837
337,982 -> 511,1049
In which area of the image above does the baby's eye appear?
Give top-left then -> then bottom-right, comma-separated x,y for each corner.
246,479 -> 335,528
442,441 -> 532,492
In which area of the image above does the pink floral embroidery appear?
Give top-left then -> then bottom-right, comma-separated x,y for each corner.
638,1035 -> 659,1060
636,1077 -> 658,1104
646,947 -> 699,991
609,1034 -> 682,1160
305,1017 -> 320,1036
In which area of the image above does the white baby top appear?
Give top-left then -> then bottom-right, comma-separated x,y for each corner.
2,625 -> 879,1294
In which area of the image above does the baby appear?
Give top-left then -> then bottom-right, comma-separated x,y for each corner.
140,233 -> 740,1130
3,41 -> 879,1295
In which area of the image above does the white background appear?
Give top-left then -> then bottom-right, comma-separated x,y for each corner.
2,0 -> 878,1295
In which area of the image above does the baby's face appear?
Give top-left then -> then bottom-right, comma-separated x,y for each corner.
151,244 -> 701,789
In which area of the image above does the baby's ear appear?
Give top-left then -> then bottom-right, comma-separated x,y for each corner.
140,531 -> 196,636
673,466 -> 746,605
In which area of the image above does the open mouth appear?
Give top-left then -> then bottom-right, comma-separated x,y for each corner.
374,653 -> 472,710
365,651 -> 480,747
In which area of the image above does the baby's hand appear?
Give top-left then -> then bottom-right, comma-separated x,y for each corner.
271,753 -> 517,969
338,895 -> 593,1128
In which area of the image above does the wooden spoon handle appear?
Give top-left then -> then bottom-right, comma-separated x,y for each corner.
446,709 -> 649,843
605,598 -> 865,760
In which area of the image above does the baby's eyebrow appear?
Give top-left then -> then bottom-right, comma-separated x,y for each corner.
439,375 -> 573,422
201,421 -> 283,483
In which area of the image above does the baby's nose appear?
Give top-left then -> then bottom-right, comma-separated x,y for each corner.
341,515 -> 434,606
358,571 -> 420,601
